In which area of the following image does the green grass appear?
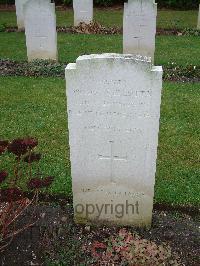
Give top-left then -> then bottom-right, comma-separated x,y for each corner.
156,82 -> 200,205
0,9 -> 198,29
0,76 -> 71,196
157,10 -> 199,29
0,32 -> 200,66
0,76 -> 199,206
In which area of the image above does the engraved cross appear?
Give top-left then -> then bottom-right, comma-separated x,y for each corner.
98,140 -> 127,183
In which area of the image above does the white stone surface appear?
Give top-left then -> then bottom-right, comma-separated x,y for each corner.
123,0 -> 157,62
15,0 -> 28,29
66,54 -> 163,227
24,0 -> 57,61
198,5 -> 200,29
73,0 -> 93,26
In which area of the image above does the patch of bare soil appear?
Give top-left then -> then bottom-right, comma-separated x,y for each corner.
0,5 -> 15,11
0,25 -> 178,35
0,5 -> 70,11
0,203 -> 199,266
1,59 -> 200,82
0,5 -> 124,12
3,22 -> 121,35
3,23 -> 200,36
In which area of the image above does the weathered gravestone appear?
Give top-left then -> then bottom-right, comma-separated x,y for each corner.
66,54 -> 163,227
123,0 -> 157,62
24,0 -> 57,61
15,0 -> 28,30
198,5 -> 200,29
73,0 -> 93,26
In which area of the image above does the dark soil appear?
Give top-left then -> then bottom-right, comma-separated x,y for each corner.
0,5 -> 15,11
0,5 -> 198,12
0,5 -> 124,12
0,5 -> 72,11
3,25 -> 200,37
0,202 -> 199,266
1,59 -> 200,83
0,59 -> 65,78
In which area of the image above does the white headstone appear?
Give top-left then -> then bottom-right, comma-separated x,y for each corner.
198,5 -> 200,29
15,0 -> 28,29
123,0 -> 157,62
24,0 -> 57,61
66,54 -> 163,227
73,0 -> 93,26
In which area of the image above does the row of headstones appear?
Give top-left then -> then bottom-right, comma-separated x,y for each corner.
16,0 -> 93,61
14,1 -> 194,227
16,0 -> 200,63
16,0 -> 93,30
16,0 -> 200,32
16,0 -> 158,62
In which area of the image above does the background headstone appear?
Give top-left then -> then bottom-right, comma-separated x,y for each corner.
66,54 -> 163,226
198,5 -> 200,29
15,0 -> 28,29
24,0 -> 57,61
73,0 -> 93,26
123,0 -> 157,62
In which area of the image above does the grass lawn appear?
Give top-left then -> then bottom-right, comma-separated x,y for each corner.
0,32 -> 200,66
0,9 -> 198,29
0,76 -> 199,206
0,76 -> 71,196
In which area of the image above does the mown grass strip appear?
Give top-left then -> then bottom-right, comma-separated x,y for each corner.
0,32 -> 200,66
0,9 -> 198,29
0,76 -> 199,206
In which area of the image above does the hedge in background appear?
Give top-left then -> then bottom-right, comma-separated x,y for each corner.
0,0 -> 199,10
158,0 -> 200,9
62,0 -> 200,9
0,0 -> 14,4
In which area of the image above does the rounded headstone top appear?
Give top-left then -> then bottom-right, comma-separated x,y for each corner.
77,53 -> 152,64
